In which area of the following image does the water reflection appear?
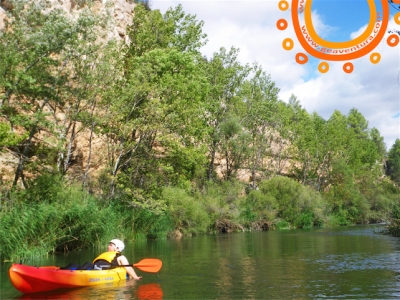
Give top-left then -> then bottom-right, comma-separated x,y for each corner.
311,253 -> 400,273
3,226 -> 400,299
17,282 -> 163,300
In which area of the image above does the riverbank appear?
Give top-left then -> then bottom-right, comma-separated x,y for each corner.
1,174 -> 399,261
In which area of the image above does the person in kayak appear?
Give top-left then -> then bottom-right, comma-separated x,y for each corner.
92,239 -> 142,280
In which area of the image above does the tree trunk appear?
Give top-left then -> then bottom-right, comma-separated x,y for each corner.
12,99 -> 48,188
63,122 -> 76,175
83,121 -> 96,189
207,140 -> 217,180
12,124 -> 37,188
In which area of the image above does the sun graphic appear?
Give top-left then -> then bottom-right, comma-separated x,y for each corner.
277,0 -> 400,73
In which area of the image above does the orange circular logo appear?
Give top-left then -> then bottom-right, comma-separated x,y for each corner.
277,0 -> 397,73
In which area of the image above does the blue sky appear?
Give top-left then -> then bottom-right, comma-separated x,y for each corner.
152,0 -> 400,149
312,0 -> 371,41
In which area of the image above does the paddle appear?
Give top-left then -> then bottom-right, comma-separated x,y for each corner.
118,258 -> 162,273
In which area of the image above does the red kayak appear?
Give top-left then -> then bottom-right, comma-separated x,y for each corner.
9,259 -> 162,294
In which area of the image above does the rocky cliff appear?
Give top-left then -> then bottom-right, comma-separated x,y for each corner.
0,0 -> 137,186
0,0 -> 135,41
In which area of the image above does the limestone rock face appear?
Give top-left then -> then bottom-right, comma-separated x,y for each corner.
0,0 -> 14,11
0,0 -> 9,31
0,0 -> 135,42
0,0 -> 136,185
50,0 -> 135,42
0,9 -> 5,31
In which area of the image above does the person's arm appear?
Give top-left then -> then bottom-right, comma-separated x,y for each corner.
117,255 -> 142,280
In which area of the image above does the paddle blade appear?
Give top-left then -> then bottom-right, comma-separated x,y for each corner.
133,259 -> 162,273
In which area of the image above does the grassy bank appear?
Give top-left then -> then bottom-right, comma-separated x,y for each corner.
1,174 -> 399,261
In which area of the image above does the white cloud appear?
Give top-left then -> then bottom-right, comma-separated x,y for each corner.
152,0 -> 400,149
311,9 -> 336,38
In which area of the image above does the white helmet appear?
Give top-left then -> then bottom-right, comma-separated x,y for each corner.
109,239 -> 125,252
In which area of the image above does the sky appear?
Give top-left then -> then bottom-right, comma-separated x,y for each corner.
151,0 -> 400,150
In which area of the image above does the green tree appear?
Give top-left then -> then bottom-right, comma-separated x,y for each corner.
283,96 -> 320,186
101,5 -> 209,201
202,47 -> 250,180
387,139 -> 400,185
0,1 -> 110,187
268,101 -> 292,176
369,127 -> 386,160
347,108 -> 369,139
241,64 -> 279,188
217,115 -> 250,180
126,4 -> 206,59
323,110 -> 352,189
103,48 -> 207,199
345,109 -> 384,177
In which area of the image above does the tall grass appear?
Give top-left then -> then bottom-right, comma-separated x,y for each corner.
0,176 -> 133,261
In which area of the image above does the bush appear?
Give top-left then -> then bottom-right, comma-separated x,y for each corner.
246,176 -> 326,229
275,220 -> 290,230
241,189 -> 277,223
199,180 -> 245,232
326,208 -> 351,227
367,180 -> 400,222
162,186 -> 211,234
130,208 -> 174,239
294,212 -> 315,228
25,173 -> 65,204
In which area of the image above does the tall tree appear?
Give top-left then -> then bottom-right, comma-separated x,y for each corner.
323,110 -> 364,189
241,64 -> 279,188
101,4 -> 209,199
203,47 -> 250,181
347,108 -> 369,139
369,127 -> 386,160
126,4 -> 206,59
387,139 -> 400,185
0,1 -> 110,187
218,115 -> 250,180
283,96 -> 319,186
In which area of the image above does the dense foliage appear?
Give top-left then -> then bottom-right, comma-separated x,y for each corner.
0,1 -> 399,260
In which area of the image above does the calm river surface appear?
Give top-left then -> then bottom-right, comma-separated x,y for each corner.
1,225 -> 400,299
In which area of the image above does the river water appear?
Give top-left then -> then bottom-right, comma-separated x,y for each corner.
1,225 -> 400,299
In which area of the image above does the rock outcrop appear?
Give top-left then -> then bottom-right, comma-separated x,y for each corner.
0,0 -> 136,186
50,0 -> 135,42
0,0 -> 135,41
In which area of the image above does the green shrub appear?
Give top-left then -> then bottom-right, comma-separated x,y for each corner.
130,208 -> 174,239
326,208 -> 351,227
25,173 -> 65,204
199,180 -> 245,231
241,176 -> 329,229
367,180 -> 400,222
275,220 -> 290,230
250,176 -> 326,228
294,212 -> 315,228
326,181 -> 371,224
241,189 -> 277,223
162,186 -> 211,234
